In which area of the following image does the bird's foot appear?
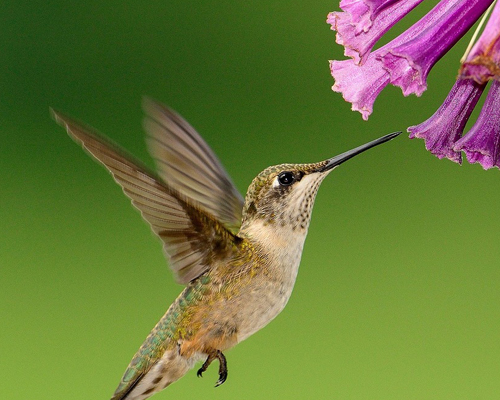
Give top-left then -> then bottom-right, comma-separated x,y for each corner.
197,349 -> 228,387
214,351 -> 227,387
197,352 -> 215,378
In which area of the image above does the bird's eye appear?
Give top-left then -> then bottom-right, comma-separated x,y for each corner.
277,171 -> 295,186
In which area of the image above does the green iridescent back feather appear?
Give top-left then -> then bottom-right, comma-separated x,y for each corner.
111,274 -> 212,399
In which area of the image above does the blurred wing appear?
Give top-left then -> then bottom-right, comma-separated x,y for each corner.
143,98 -> 244,233
51,109 -> 238,285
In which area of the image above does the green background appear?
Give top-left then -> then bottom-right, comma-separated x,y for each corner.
2,1 -> 499,399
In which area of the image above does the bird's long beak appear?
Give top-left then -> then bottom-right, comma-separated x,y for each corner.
318,131 -> 401,173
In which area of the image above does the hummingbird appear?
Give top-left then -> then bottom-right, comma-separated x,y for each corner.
52,98 -> 399,400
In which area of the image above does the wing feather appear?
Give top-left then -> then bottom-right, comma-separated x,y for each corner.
142,98 -> 244,233
51,109 -> 239,285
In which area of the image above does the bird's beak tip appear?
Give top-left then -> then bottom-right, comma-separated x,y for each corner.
318,131 -> 401,173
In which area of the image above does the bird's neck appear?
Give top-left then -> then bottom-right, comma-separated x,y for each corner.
239,218 -> 309,272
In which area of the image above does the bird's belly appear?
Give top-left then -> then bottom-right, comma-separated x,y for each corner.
235,285 -> 291,343
189,232 -> 305,350
234,262 -> 300,343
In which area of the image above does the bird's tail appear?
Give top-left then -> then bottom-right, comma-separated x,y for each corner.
111,347 -> 199,400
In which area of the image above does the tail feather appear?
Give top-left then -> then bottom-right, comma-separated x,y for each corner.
111,350 -> 198,400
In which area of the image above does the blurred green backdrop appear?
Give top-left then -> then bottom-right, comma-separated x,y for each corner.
2,1 -> 499,399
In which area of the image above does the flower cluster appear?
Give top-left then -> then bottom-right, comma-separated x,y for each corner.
328,0 -> 500,169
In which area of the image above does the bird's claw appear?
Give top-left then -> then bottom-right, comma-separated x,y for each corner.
215,370 -> 227,387
198,349 -> 228,387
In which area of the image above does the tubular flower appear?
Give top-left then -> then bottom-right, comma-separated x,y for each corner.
328,0 -> 500,169
330,51 -> 390,120
409,1 -> 500,169
453,80 -> 500,169
459,2 -> 500,84
407,79 -> 486,164
328,0 -> 424,65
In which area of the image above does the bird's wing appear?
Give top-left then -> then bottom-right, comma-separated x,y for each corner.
143,98 -> 244,233
52,110 -> 240,285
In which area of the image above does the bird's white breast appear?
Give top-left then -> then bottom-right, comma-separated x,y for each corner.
235,220 -> 308,343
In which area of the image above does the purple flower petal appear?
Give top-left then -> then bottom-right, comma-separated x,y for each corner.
330,54 -> 390,120
407,78 -> 486,164
336,0 -> 370,33
453,80 -> 500,169
377,0 -> 494,96
328,0 -> 424,65
337,0 -> 399,33
460,1 -> 500,84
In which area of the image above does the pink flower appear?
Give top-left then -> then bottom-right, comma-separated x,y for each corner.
377,0 -> 493,96
329,0 -> 500,169
453,80 -> 500,169
330,51 -> 390,120
407,79 -> 486,164
328,0 -> 424,65
459,2 -> 500,84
